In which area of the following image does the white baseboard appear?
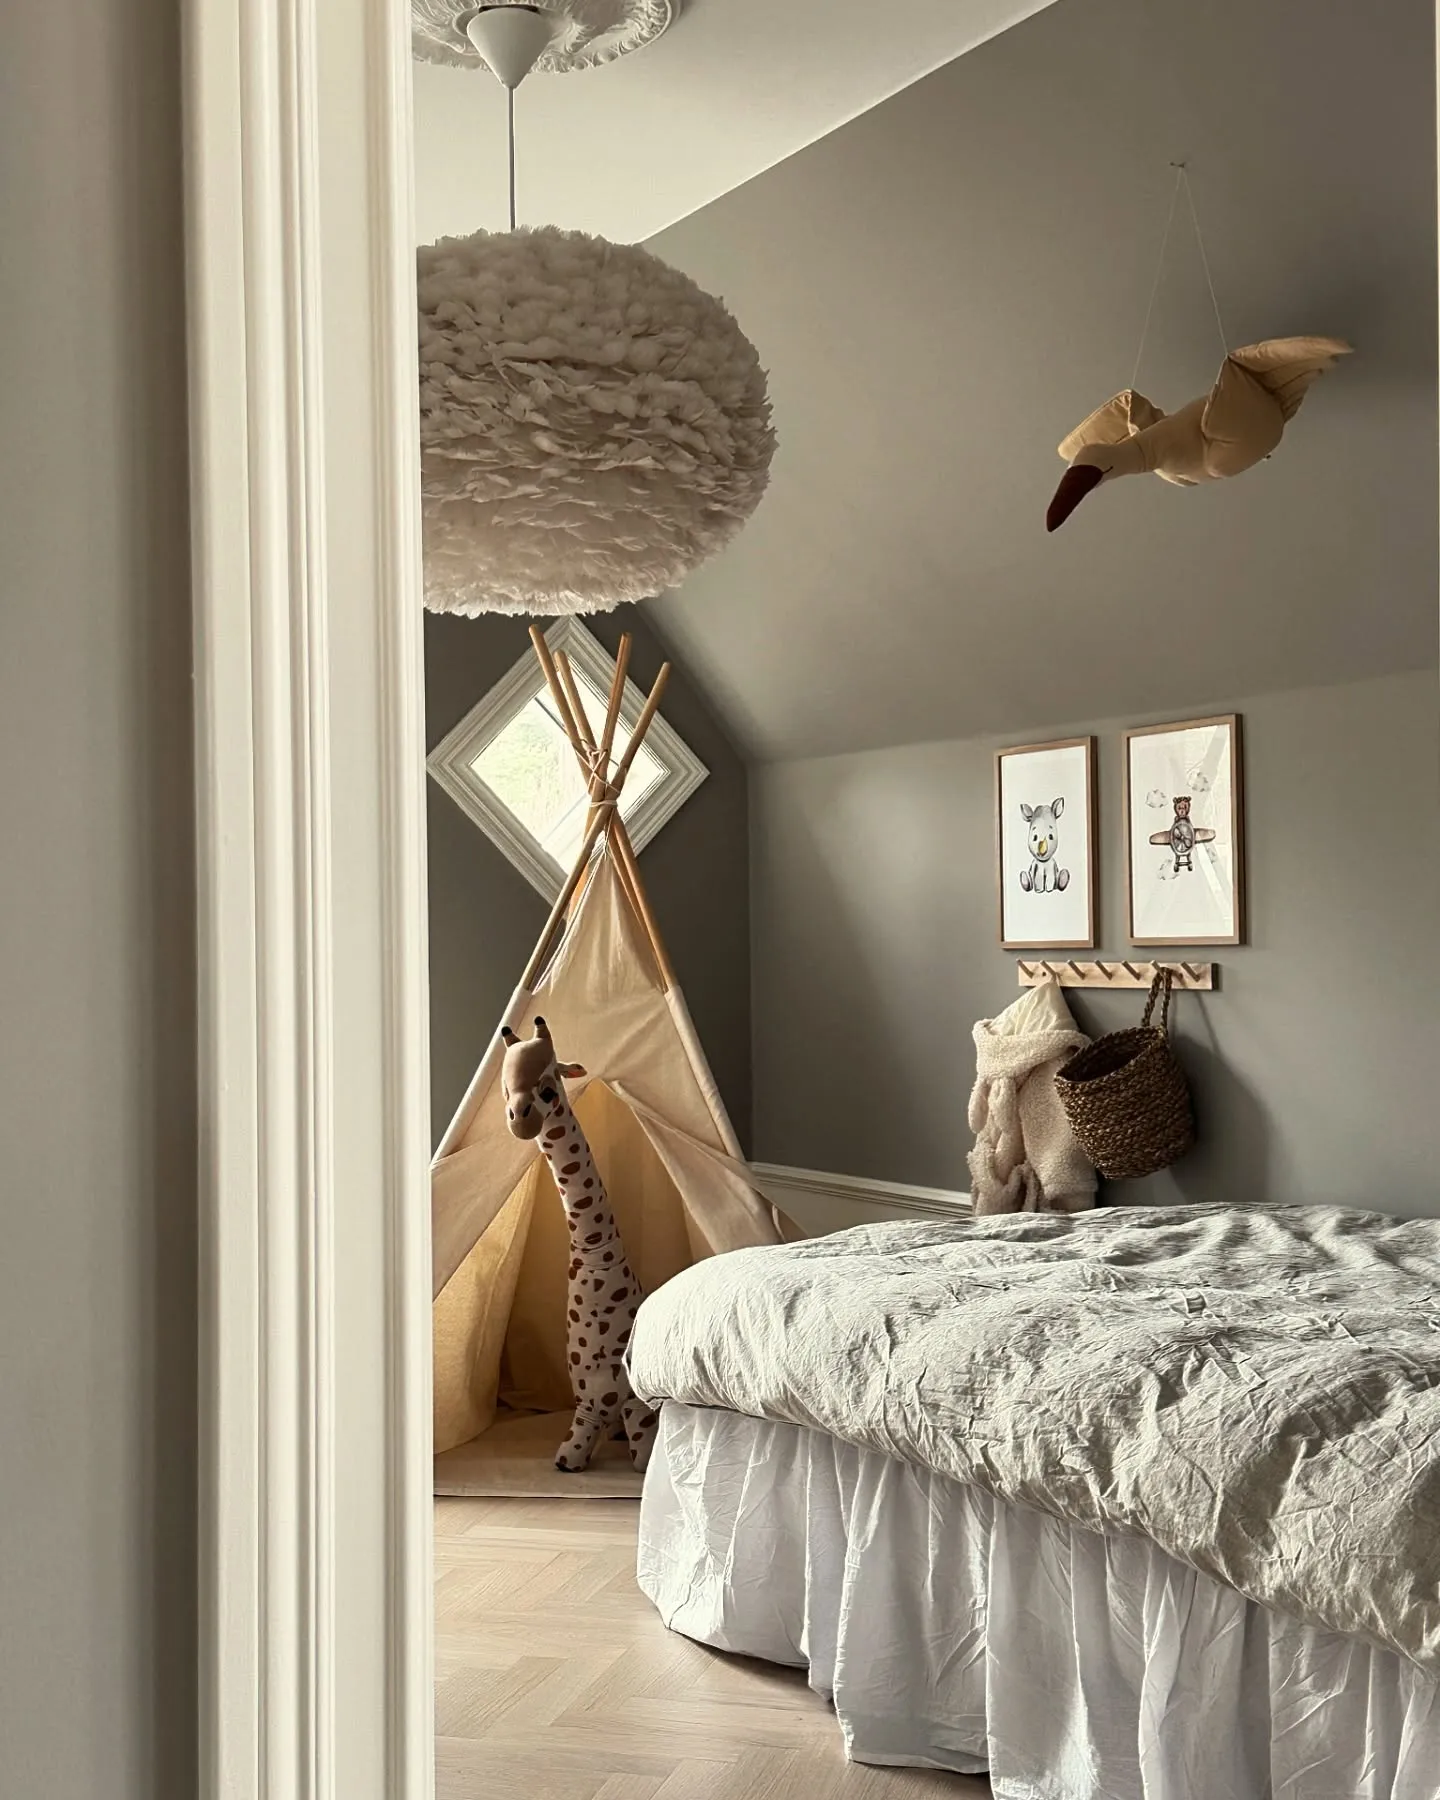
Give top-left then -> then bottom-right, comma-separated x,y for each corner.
753,1162 -> 971,1236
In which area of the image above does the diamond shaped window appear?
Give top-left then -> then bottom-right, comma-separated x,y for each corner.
427,621 -> 706,901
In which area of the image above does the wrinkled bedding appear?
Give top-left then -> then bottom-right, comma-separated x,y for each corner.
627,1204 -> 1440,1669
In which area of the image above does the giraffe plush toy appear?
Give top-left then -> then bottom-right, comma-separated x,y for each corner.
500,1018 -> 657,1473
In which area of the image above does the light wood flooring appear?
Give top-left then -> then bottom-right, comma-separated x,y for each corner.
436,1497 -> 992,1800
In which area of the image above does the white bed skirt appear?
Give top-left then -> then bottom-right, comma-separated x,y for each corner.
637,1403 -> 1440,1800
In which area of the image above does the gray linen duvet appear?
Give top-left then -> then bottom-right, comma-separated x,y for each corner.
627,1203 -> 1440,1669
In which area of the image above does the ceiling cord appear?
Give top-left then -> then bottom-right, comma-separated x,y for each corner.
1130,165 -> 1184,391
507,83 -> 517,231
1130,163 -> 1229,390
1180,166 -> 1228,357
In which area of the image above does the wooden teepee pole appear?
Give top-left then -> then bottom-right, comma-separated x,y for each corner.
552,649 -> 598,760
612,661 -> 669,785
529,624 -> 669,789
518,804 -> 611,990
608,817 -> 678,991
529,626 -> 588,760
527,625 -> 678,987
523,627 -> 617,935
558,648 -> 679,991
596,632 -> 631,771
552,648 -> 650,931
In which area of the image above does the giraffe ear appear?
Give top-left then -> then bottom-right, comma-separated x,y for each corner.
556,1061 -> 587,1079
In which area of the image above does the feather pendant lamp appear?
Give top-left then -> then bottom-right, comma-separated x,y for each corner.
416,3 -> 776,616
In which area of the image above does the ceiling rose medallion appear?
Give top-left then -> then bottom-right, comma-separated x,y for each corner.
411,0 -> 679,76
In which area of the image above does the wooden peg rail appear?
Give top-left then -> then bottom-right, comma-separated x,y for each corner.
1017,959 -> 1215,992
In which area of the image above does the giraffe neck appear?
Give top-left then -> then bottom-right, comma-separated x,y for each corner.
538,1088 -> 620,1266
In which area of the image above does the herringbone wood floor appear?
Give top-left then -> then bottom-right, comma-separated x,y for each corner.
436,1498 -> 991,1800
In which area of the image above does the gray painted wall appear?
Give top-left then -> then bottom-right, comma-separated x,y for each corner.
648,0 -> 1437,761
426,609 -> 754,1150
1,1 -> 197,1794
751,670 -> 1440,1216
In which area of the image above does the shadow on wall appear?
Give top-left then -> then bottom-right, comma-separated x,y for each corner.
1095,999 -> 1274,1208
749,750 -> 999,1189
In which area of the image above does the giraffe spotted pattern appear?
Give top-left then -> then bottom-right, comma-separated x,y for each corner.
500,1018 -> 656,1474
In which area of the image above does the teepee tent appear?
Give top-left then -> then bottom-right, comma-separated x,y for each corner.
432,628 -> 797,1469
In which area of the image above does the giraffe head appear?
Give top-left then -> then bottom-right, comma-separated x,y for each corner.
499,1017 -> 586,1141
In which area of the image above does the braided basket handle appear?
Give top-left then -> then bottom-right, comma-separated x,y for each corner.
1142,966 -> 1174,1033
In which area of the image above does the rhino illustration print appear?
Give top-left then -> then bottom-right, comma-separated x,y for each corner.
1018,798 -> 1071,894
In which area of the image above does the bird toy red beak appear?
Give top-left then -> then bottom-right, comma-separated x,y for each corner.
1046,463 -> 1105,532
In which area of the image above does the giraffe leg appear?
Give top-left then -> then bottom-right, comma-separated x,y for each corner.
555,1394 -> 620,1473
622,1393 -> 658,1472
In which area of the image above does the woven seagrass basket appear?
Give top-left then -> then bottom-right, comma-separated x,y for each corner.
1054,968 -> 1195,1179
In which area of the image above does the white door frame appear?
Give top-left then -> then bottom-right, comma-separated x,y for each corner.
184,0 -> 433,1795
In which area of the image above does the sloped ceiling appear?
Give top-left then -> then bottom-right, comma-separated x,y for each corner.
644,0 -> 1439,761
413,0 -> 1059,246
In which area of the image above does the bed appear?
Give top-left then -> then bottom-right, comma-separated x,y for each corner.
626,1204 -> 1440,1800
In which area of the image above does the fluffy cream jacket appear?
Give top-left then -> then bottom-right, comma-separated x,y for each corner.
967,981 -> 1096,1215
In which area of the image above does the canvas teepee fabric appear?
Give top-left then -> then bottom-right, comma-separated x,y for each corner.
431,630 -> 797,1458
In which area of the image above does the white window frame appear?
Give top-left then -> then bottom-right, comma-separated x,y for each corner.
427,618 -> 708,899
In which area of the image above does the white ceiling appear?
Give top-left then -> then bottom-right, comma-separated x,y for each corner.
411,0 -> 1057,247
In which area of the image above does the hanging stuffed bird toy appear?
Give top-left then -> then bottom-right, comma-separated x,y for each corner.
1046,336 -> 1352,531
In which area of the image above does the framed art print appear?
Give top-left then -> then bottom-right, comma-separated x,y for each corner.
1124,714 -> 1244,945
996,737 -> 1097,949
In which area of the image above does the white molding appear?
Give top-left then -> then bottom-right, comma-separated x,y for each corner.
185,0 -> 432,1796
426,617 -> 708,901
753,1162 -> 972,1233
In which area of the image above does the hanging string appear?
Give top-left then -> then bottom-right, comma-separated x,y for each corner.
1130,165 -> 1184,391
1131,162 -> 1230,388
507,84 -> 517,231
1178,165 -> 1228,356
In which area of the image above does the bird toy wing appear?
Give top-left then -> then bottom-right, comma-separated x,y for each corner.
1227,337 -> 1353,422
1057,388 -> 1166,462
1201,356 -> 1290,476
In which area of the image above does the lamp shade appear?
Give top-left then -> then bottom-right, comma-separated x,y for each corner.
417,226 -> 776,616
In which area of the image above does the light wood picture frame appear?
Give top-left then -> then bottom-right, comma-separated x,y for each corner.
1124,714 -> 1245,946
996,736 -> 1098,950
